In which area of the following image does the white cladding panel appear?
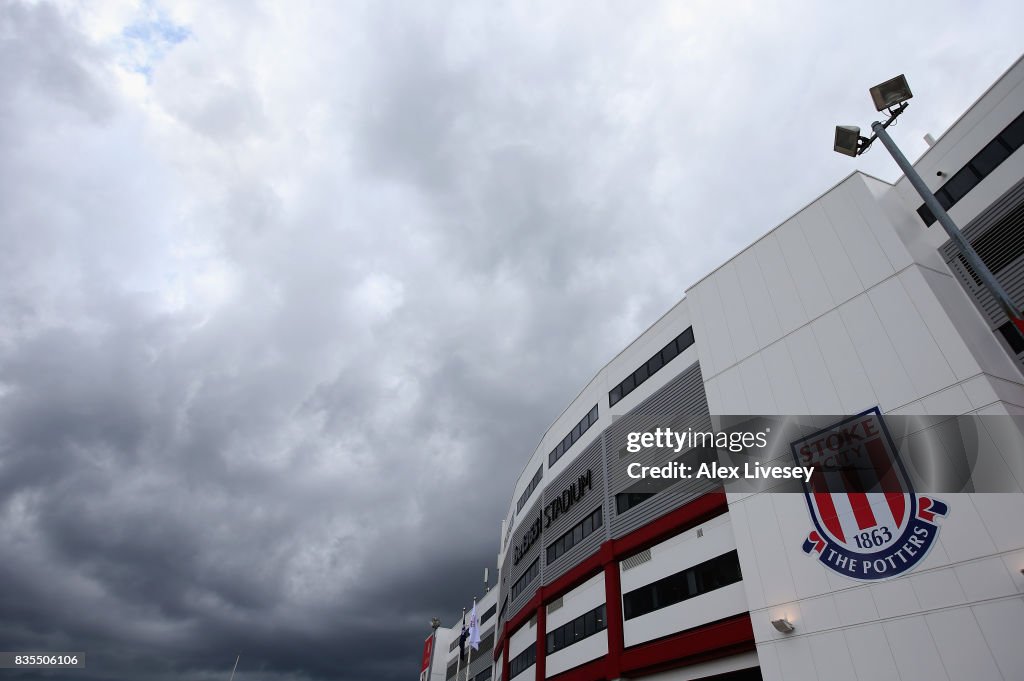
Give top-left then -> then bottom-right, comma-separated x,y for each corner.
623,582 -> 747,649
687,170 -> 1012,418
545,572 -> 604,630
734,491 -> 1024,681
620,513 -> 745,647
508,618 -> 535,659
543,633 -> 607,678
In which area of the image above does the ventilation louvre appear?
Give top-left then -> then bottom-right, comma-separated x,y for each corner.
621,549 -> 652,571
547,598 -> 563,614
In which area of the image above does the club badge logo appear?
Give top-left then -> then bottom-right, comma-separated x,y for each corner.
791,408 -> 947,581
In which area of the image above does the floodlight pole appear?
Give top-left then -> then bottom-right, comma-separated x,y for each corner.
870,117 -> 1024,333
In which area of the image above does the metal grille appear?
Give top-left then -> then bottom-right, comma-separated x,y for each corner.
620,549 -> 652,571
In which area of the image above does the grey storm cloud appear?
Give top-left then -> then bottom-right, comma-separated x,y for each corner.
0,1 -> 1022,679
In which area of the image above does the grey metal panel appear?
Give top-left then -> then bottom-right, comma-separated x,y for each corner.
540,437 -> 605,586
496,551 -> 511,641
939,176 -> 1024,365
505,496 -> 542,621
602,361 -> 720,540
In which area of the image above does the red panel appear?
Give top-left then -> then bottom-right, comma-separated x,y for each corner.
545,656 -> 611,681
619,614 -> 755,677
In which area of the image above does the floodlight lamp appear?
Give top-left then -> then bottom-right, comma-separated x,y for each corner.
834,125 -> 862,157
870,74 -> 913,112
771,618 -> 795,633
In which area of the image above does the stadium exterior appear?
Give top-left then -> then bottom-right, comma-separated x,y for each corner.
421,56 -> 1024,681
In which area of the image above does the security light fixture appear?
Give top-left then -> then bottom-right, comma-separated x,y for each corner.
771,618 -> 795,633
870,74 -> 913,112
833,71 -> 1024,336
834,125 -> 864,157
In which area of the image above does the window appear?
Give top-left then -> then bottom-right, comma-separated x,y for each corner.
997,321 -> 1024,354
970,137 -> 1012,177
917,109 -> 1024,226
622,550 -> 742,620
510,559 -> 540,601
609,327 -> 695,407
480,604 -> 497,625
509,644 -> 537,678
517,466 -> 544,514
473,669 -> 492,681
545,603 -> 607,655
546,507 -> 603,564
943,165 -> 980,203
548,404 -> 600,467
615,491 -> 656,514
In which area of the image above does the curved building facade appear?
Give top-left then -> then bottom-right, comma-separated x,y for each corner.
427,55 -> 1024,681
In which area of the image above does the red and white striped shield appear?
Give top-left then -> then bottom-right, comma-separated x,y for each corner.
791,408 -> 947,580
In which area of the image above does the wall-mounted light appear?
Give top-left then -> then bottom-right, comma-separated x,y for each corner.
771,618 -> 795,633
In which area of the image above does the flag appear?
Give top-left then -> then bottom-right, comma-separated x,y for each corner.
458,610 -> 467,660
468,600 -> 481,651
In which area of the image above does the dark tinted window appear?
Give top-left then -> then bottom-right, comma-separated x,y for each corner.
549,404 -> 600,467
998,321 -> 1024,354
918,109 -> 1024,225
609,327 -> 694,407
622,550 -> 742,620
971,138 -> 1012,177
943,166 -> 980,203
545,604 -> 607,655
517,466 -> 544,513
1001,111 -> 1024,149
616,491 -> 655,514
546,507 -> 603,564
509,644 -> 536,678
510,559 -> 540,601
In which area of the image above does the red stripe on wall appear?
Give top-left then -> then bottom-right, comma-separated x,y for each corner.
619,614 -> 756,677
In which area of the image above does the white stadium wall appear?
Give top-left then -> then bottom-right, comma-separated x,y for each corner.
430,55 -> 1024,681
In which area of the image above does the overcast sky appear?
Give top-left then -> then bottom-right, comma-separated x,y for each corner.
0,2 -> 1021,679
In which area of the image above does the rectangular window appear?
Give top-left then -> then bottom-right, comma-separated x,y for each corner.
918,109 -> 1024,226
1000,110 -> 1024,150
608,327 -> 693,407
615,491 -> 655,514
480,604 -> 497,625
943,165 -> 981,203
622,550 -> 742,620
545,507 -> 603,565
517,466 -> 544,513
997,321 -> 1024,354
509,644 -> 537,678
970,137 -> 1012,177
510,559 -> 540,601
549,404 -> 599,467
545,603 -> 607,655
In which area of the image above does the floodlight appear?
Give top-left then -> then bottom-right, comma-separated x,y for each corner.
834,126 -> 862,157
771,618 -> 795,633
870,74 -> 913,112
